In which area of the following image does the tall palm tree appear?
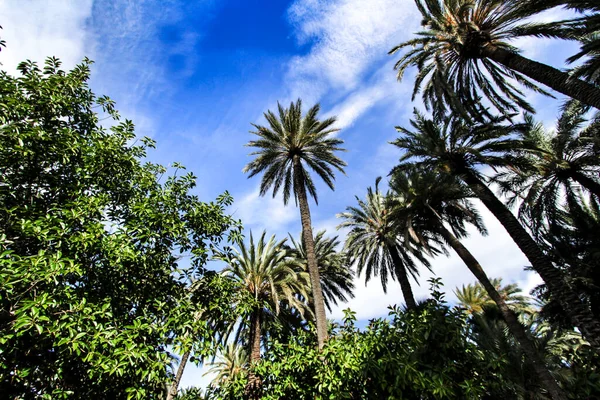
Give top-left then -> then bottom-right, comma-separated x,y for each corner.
496,101 -> 600,230
392,110 -> 600,348
217,231 -> 310,393
455,278 -> 532,314
390,168 -> 567,400
244,99 -> 347,349
337,178 -> 434,310
287,230 -> 355,312
390,0 -> 600,119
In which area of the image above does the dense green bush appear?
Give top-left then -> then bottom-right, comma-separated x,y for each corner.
208,280 -> 486,399
206,279 -> 599,400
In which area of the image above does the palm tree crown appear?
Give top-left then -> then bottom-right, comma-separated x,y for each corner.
219,231 -> 309,319
392,109 -> 523,177
496,101 -> 600,228
337,178 -> 432,309
455,278 -> 531,314
389,166 -> 487,245
243,99 -> 346,205
390,0 -> 600,118
217,231 -> 310,366
205,343 -> 249,387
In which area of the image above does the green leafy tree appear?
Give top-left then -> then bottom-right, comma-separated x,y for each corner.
287,230 -> 355,312
390,0 -> 600,119
390,168 -> 566,399
216,231 -> 310,395
392,109 -> 600,348
337,178 -> 433,310
0,58 -> 240,399
243,99 -> 346,349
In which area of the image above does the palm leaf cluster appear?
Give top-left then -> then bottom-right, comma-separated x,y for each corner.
243,100 -> 346,205
287,230 -> 355,312
390,0 -> 557,118
337,178 -> 433,309
455,278 -> 532,314
496,101 -> 600,227
391,0 -> 600,118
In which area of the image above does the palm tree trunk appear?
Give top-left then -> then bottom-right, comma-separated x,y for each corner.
245,310 -> 262,399
571,171 -> 600,199
481,44 -> 600,110
436,221 -> 567,400
388,247 -> 417,310
166,349 -> 191,400
249,310 -> 262,364
460,169 -> 600,348
293,156 -> 328,349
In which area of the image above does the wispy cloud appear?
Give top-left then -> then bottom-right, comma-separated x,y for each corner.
231,188 -> 298,237
285,0 -> 420,101
0,0 -> 93,72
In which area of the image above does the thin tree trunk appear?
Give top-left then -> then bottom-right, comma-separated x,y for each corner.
436,220 -> 567,400
293,156 -> 328,349
481,45 -> 600,110
571,171 -> 600,199
459,169 -> 600,348
166,349 -> 191,400
388,247 -> 417,310
245,310 -> 262,399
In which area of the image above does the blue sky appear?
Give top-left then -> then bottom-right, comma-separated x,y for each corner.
1,0 -> 580,391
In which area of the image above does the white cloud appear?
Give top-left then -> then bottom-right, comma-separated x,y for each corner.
0,0 -> 93,73
286,0 -> 420,100
231,187 -> 298,236
325,60 -> 406,130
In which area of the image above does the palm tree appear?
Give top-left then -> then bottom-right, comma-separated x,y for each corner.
244,99 -> 346,349
287,230 -> 355,312
532,195 -> 600,326
389,0 -> 600,119
392,110 -> 600,348
455,278 -> 532,314
390,168 -> 567,399
496,101 -> 600,230
470,307 -> 591,399
337,178 -> 433,310
217,231 -> 310,393
205,343 -> 249,387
